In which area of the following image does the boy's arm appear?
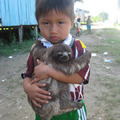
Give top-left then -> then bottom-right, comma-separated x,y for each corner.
33,60 -> 83,84
48,67 -> 84,84
23,54 -> 51,107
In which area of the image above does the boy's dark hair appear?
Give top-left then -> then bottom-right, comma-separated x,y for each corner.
77,18 -> 80,22
35,0 -> 75,22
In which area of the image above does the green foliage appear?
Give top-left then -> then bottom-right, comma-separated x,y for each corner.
91,16 -> 102,22
0,26 -> 38,45
98,11 -> 108,21
0,26 -> 41,56
91,11 -> 109,22
0,38 -> 34,56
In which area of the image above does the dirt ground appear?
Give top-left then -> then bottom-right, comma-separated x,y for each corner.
0,24 -> 120,120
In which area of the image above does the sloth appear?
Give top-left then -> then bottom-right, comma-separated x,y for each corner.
28,40 -> 91,120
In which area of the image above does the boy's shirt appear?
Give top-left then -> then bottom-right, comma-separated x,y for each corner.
69,40 -> 90,102
23,38 -> 90,102
87,19 -> 92,25
77,22 -> 81,28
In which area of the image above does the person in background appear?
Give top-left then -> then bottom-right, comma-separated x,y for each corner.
76,17 -> 81,37
87,16 -> 92,33
22,0 -> 90,120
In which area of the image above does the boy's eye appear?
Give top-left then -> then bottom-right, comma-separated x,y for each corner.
58,21 -> 63,24
43,22 -> 49,24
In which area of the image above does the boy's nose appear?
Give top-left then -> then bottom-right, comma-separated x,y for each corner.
50,24 -> 57,34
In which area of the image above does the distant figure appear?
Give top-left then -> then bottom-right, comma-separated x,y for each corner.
76,17 -> 81,37
87,16 -> 92,33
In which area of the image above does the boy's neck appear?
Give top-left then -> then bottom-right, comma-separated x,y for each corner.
39,34 -> 74,48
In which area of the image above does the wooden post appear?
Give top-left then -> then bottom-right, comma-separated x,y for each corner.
9,28 -> 11,45
34,25 -> 38,41
18,25 -> 23,45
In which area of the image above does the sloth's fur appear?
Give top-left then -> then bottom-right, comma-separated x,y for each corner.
28,40 -> 91,120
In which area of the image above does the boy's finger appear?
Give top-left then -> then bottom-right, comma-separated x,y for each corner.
32,100 -> 42,108
36,86 -> 51,95
36,83 -> 46,87
30,81 -> 35,84
30,78 -> 39,84
37,59 -> 41,64
36,98 -> 49,104
37,59 -> 45,65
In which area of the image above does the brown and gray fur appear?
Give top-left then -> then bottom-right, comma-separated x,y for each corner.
28,40 -> 91,120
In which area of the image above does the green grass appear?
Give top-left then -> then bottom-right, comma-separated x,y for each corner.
103,28 -> 120,44
95,74 -> 120,120
0,39 -> 34,56
91,27 -> 120,119
92,28 -> 120,63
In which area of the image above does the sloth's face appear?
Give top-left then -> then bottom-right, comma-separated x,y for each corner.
48,44 -> 73,63
55,51 -> 72,62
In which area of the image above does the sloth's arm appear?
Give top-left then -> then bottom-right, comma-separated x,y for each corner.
54,51 -> 91,75
70,51 -> 91,74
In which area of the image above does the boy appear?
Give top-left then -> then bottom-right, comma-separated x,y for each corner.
87,16 -> 92,33
22,0 -> 90,120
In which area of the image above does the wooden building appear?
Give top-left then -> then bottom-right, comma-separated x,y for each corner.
0,0 -> 38,44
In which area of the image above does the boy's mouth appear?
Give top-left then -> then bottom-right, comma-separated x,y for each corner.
50,36 -> 58,41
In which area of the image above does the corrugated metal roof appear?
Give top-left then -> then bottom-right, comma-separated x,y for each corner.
0,0 -> 37,26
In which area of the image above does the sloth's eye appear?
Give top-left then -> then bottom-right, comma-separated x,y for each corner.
68,52 -> 72,55
57,52 -> 62,56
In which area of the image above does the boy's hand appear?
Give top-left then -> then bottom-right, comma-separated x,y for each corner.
27,83 -> 51,108
33,59 -> 51,81
30,78 -> 40,84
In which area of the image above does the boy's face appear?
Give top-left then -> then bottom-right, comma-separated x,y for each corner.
38,10 -> 74,44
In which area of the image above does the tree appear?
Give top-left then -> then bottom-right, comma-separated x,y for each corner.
98,11 -> 108,22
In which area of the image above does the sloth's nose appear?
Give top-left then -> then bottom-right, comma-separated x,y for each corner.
61,52 -> 69,61
63,52 -> 68,56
